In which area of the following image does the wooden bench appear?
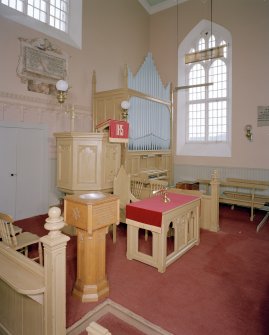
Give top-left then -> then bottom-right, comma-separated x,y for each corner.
199,177 -> 269,221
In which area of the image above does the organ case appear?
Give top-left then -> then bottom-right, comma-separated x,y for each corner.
93,53 -> 173,184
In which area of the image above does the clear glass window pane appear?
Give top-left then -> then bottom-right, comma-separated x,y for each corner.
188,103 -> 205,141
209,60 -> 227,99
49,0 -> 68,32
208,101 -> 227,141
220,40 -> 227,58
189,64 -> 205,101
40,11 -> 46,22
41,0 -> 45,11
33,7 -> 39,19
10,0 -> 16,9
28,5 -> 33,16
1,0 -> 71,37
198,38 -> 205,51
60,21 -> 65,31
55,8 -> 60,18
209,35 -> 215,48
17,0 -> 23,11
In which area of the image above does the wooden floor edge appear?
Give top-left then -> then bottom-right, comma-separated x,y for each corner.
66,299 -> 110,335
66,298 -> 173,335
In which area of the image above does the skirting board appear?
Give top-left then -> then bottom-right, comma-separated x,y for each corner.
66,298 -> 173,335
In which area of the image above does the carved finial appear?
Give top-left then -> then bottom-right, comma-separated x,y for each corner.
44,207 -> 65,237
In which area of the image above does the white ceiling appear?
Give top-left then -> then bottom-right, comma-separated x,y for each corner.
139,0 -> 268,14
138,0 -> 187,14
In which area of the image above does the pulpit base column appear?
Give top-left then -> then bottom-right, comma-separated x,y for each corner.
73,227 -> 109,302
73,279 -> 109,302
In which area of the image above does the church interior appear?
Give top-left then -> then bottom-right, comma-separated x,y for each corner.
0,0 -> 269,334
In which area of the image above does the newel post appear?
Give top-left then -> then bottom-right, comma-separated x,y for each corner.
40,207 -> 70,335
210,169 -> 220,232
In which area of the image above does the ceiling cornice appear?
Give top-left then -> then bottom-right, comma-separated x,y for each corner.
138,0 -> 188,15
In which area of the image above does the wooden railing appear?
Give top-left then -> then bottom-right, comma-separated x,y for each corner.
0,207 -> 70,335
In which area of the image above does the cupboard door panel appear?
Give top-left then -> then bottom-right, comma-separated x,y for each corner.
0,128 -> 17,217
16,128 -> 47,219
0,124 -> 48,220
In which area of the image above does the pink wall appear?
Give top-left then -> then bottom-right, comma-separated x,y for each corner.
0,0 -> 149,126
0,0 -> 149,206
0,0 -> 268,172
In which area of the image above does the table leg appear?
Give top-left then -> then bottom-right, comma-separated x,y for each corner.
126,225 -> 138,260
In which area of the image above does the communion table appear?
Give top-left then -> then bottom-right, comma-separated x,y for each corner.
64,192 -> 119,302
126,193 -> 200,273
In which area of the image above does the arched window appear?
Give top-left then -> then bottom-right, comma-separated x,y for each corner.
177,20 -> 232,157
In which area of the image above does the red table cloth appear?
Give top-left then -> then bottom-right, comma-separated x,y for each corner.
126,192 -> 199,227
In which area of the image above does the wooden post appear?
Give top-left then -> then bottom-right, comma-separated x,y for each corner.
210,170 -> 220,232
40,207 -> 70,335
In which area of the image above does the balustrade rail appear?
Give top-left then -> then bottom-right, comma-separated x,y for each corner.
0,207 -> 70,335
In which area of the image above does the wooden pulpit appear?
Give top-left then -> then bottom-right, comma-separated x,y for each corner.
64,192 -> 119,302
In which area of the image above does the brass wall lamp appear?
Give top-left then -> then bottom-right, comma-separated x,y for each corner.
120,100 -> 130,120
245,124 -> 253,141
56,80 -> 69,104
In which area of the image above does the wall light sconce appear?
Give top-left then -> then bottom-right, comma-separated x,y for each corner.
245,124 -> 253,141
56,80 -> 69,104
55,80 -> 76,131
120,100 -> 130,121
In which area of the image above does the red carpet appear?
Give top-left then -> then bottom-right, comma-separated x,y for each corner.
15,204 -> 269,335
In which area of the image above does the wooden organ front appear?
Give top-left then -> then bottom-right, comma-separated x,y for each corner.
93,53 -> 173,185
